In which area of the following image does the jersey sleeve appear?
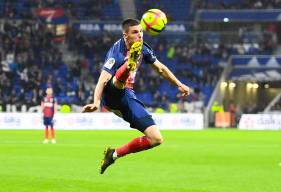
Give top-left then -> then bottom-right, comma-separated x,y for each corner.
102,46 -> 120,75
142,42 -> 157,64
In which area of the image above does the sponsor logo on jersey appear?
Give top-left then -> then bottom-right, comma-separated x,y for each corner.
104,58 -> 115,69
44,102 -> 54,107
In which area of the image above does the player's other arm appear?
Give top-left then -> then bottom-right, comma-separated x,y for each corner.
41,101 -> 44,112
152,60 -> 190,97
82,70 -> 112,112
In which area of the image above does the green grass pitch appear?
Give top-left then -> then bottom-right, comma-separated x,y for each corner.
0,129 -> 280,192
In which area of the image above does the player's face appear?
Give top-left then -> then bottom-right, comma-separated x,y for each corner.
124,24 -> 143,47
46,88 -> 53,96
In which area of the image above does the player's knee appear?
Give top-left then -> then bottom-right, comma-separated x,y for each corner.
113,76 -> 125,89
150,136 -> 164,146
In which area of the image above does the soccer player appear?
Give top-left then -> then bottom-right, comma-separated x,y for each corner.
82,19 -> 190,174
41,88 -> 58,144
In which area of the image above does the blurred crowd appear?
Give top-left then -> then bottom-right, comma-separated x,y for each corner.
195,0 -> 281,10
0,20 -> 64,109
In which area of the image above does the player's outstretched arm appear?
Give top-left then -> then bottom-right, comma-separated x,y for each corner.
82,70 -> 112,113
152,60 -> 190,97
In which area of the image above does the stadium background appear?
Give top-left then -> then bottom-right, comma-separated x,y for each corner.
0,0 -> 280,192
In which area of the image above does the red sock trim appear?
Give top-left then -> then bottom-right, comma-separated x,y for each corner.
116,136 -> 152,157
115,62 -> 130,83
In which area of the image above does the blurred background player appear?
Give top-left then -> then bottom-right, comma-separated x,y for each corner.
83,19 -> 190,174
41,88 -> 58,144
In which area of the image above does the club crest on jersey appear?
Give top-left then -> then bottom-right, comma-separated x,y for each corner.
104,58 -> 115,69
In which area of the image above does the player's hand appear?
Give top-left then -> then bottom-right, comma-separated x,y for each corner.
82,103 -> 100,113
178,84 -> 190,97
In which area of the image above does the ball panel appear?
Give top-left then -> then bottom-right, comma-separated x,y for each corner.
141,9 -> 167,36
140,19 -> 147,31
147,9 -> 167,25
147,29 -> 159,36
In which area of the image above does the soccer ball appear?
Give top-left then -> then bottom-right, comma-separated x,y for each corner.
140,9 -> 167,36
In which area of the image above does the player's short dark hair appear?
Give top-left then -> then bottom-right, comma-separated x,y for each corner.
122,19 -> 140,32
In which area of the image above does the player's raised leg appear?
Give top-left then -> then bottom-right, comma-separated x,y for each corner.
115,125 -> 163,157
99,125 -> 163,174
